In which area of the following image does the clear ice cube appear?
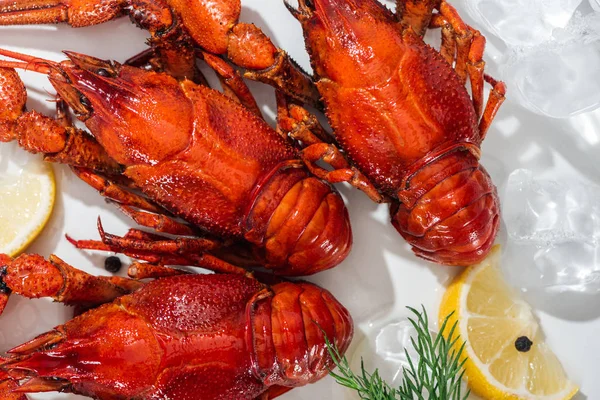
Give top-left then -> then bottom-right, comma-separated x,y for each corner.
349,318 -> 476,398
349,318 -> 436,387
502,169 -> 600,293
464,0 -> 583,46
463,0 -> 600,117
350,319 -> 426,386
503,11 -> 600,117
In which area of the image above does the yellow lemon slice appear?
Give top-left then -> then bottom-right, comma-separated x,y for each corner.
0,162 -> 55,256
440,245 -> 578,400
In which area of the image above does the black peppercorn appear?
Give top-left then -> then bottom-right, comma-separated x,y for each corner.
515,336 -> 533,352
104,256 -> 122,273
0,266 -> 9,294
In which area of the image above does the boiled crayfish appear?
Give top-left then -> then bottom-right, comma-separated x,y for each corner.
280,0 -> 506,266
0,0 -> 319,106
0,253 -> 352,399
0,48 -> 382,276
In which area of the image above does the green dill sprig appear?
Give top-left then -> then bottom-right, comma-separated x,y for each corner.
325,306 -> 469,400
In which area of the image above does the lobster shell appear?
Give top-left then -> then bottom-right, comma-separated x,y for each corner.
292,0 -> 503,265
1,273 -> 352,399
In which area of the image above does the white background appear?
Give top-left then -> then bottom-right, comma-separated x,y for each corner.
1,0 -> 599,398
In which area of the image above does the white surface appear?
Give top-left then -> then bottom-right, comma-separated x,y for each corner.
0,0 -> 599,399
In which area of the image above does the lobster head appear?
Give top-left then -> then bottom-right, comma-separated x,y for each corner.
48,51 -> 193,166
287,0 -> 400,87
0,274 -> 353,398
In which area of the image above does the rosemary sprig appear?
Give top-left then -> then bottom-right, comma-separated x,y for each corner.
326,306 -> 469,400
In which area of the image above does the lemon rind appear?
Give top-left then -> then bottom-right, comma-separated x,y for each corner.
439,245 -> 579,400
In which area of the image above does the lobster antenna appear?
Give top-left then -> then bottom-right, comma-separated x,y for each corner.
0,60 -> 51,74
0,47 -> 56,74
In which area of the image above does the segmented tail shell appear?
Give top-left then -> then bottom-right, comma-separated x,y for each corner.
391,150 -> 499,266
245,163 -> 352,275
250,281 -> 353,386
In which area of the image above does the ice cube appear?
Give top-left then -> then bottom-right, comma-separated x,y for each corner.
502,169 -> 600,294
463,0 -> 600,117
349,318 -> 437,387
349,317 -> 476,398
350,319 -> 426,386
463,0 -> 583,46
501,11 -> 600,118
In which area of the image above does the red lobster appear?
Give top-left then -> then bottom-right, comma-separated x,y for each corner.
0,253 -> 352,399
0,0 -> 319,105
282,0 -> 507,266
0,49 -> 378,275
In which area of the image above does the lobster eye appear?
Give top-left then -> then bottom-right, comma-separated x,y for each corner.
79,93 -> 92,110
97,68 -> 111,77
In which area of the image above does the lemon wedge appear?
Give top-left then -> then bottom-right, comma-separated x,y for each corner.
0,162 -> 55,256
439,245 -> 578,400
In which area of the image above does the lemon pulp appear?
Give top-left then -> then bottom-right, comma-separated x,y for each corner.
440,245 -> 578,400
0,163 -> 55,256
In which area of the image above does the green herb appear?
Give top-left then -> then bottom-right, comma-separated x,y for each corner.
325,306 -> 469,400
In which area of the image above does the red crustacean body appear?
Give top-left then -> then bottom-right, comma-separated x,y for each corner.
0,254 -> 353,399
0,52 -> 351,276
0,365 -> 25,400
0,0 -> 320,106
288,0 -> 506,266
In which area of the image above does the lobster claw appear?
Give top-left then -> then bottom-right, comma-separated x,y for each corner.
10,377 -> 70,394
283,0 -> 314,20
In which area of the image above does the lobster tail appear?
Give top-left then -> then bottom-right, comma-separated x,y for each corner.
245,162 -> 352,276
250,281 -> 353,387
391,150 -> 499,266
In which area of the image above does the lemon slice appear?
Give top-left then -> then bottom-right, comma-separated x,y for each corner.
0,162 -> 55,256
440,245 -> 578,400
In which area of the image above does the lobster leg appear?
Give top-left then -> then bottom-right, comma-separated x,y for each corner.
0,253 -> 143,317
226,22 -> 321,107
428,2 -> 505,122
69,221 -> 249,275
67,231 -> 202,266
0,68 -> 122,174
72,166 -> 197,236
201,51 -> 262,116
436,1 -> 472,84
429,14 -> 457,69
92,218 -> 220,255
429,12 -> 486,117
71,167 -> 165,213
276,91 -> 333,146
115,204 -> 197,236
127,262 -> 189,279
300,143 -> 386,203
125,47 -> 210,86
276,93 -> 386,203
479,75 -> 506,139
0,363 -> 28,400
396,0 -> 439,37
